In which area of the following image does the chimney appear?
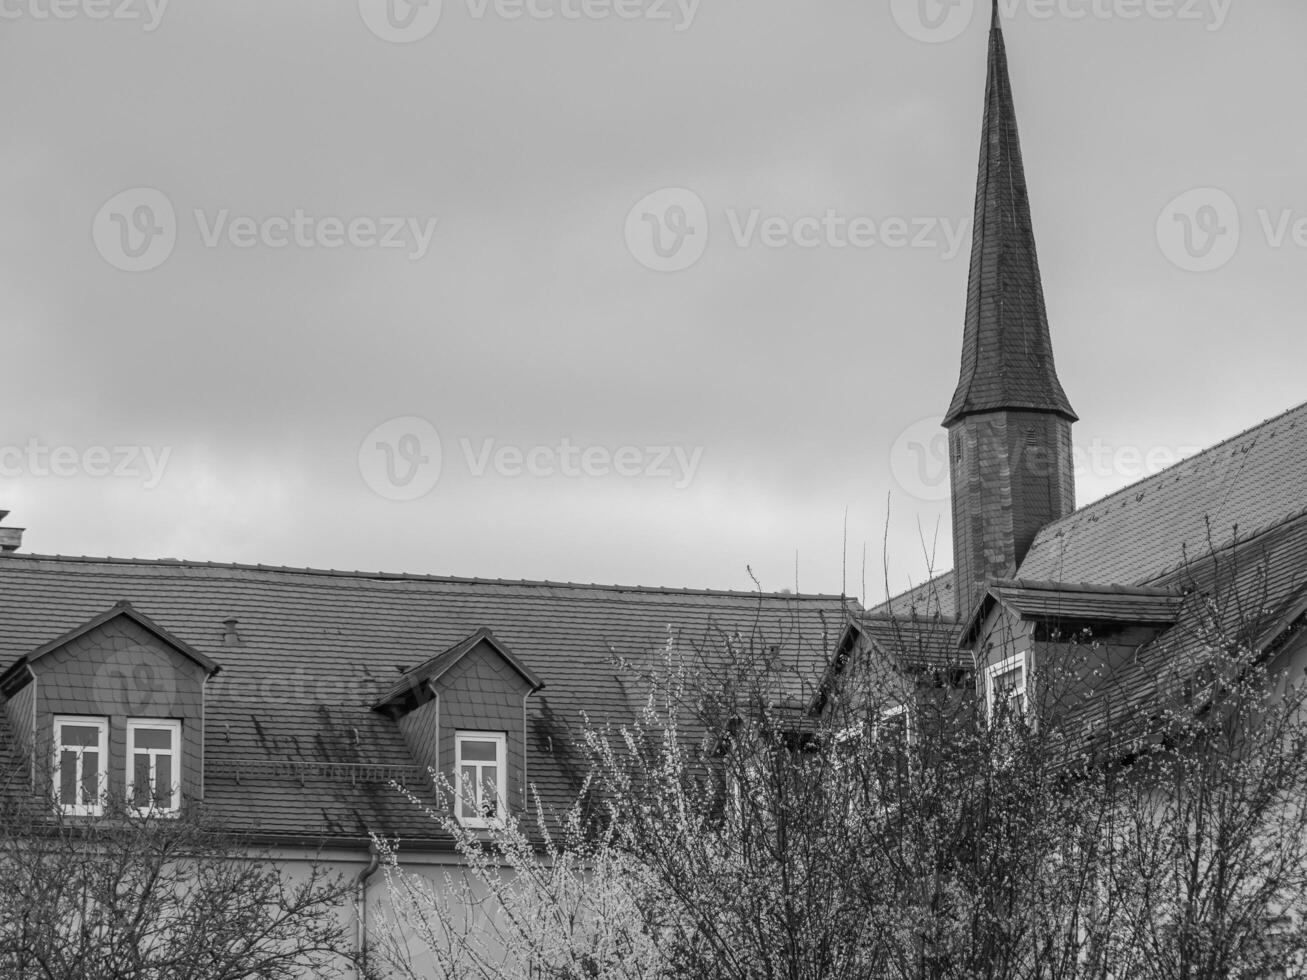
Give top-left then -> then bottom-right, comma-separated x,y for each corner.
0,511 -> 25,554
222,617 -> 244,647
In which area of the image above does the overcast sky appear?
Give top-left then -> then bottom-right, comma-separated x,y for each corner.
1,0 -> 1302,603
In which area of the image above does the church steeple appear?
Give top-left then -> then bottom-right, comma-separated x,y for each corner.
946,4 -> 1077,620
945,2 -> 1076,427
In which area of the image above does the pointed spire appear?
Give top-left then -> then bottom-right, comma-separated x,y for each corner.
944,5 -> 1076,426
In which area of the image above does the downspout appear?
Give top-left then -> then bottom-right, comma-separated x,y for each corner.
354,840 -> 381,978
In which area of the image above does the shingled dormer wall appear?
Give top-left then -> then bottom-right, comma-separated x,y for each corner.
0,602 -> 219,813
435,645 -> 534,815
378,629 -> 543,823
33,614 -> 209,803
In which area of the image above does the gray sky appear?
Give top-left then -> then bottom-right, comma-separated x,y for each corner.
1,0 -> 1302,603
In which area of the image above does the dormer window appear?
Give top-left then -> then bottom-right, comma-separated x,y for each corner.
455,731 -> 507,827
373,628 -> 544,827
875,705 -> 913,793
3,602 -> 220,821
127,719 -> 182,815
54,716 -> 108,816
986,652 -> 1029,721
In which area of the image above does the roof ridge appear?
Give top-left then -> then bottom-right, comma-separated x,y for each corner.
1049,399 -> 1307,532
992,579 -> 1182,596
0,553 -> 848,601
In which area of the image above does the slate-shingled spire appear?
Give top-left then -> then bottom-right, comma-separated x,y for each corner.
944,1 -> 1076,426
946,4 -> 1078,622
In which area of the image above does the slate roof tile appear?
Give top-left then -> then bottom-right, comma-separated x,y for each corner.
944,10 -> 1076,426
0,557 -> 854,844
1020,401 -> 1307,587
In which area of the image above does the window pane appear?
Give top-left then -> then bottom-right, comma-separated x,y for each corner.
134,727 -> 173,751
994,666 -> 1023,694
61,724 -> 99,747
60,750 -> 78,802
81,751 -> 99,804
154,756 -> 172,808
460,739 -> 498,762
133,755 -> 151,808
480,766 -> 498,817
459,765 -> 476,818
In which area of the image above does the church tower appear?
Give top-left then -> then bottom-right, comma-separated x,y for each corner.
946,3 -> 1077,620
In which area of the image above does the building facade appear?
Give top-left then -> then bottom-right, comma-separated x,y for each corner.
3,1 -> 1307,973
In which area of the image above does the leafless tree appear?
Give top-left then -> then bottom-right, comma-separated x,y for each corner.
0,769 -> 359,980
378,554 -> 1307,980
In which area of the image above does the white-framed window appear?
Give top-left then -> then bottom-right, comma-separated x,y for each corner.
53,715 -> 108,816
454,731 -> 507,827
879,704 -> 912,746
986,652 -> 1029,721
875,704 -> 913,793
126,719 -> 182,815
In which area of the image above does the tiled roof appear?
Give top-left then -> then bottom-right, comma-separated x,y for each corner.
1062,513 -> 1307,753
0,556 -> 853,845
943,9 -> 1076,427
373,627 -> 544,711
1019,400 -> 1307,587
960,580 -> 1184,644
852,614 -> 967,674
870,571 -> 957,620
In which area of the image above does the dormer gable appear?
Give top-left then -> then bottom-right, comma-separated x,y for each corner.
0,601 -> 220,816
372,627 -> 542,718
962,580 -> 1184,729
961,580 -> 1185,650
373,628 -> 544,827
